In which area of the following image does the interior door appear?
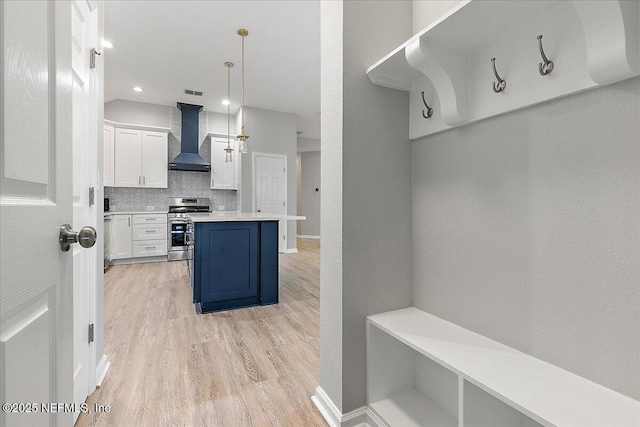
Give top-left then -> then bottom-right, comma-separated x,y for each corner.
255,154 -> 287,252
1,1 -> 75,426
71,0 -> 98,420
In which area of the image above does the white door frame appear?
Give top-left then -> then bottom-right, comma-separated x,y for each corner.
252,152 -> 288,252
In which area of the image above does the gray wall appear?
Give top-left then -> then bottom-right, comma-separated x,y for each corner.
413,76 -> 640,400
104,99 -> 170,127
299,151 -> 321,236
240,106 -> 299,251
298,136 -> 321,152
319,0 -> 414,413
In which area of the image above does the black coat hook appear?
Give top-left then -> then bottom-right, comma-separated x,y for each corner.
421,91 -> 433,118
537,35 -> 554,76
491,58 -> 506,93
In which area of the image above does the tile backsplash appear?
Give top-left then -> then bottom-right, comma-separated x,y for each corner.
104,107 -> 238,212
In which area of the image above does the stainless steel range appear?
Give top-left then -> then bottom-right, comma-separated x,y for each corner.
167,197 -> 210,261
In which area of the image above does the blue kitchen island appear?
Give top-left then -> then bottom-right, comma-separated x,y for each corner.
188,212 -> 304,314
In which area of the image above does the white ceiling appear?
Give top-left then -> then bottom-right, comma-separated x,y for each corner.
104,0 -> 321,139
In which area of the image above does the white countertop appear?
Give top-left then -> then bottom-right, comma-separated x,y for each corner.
188,212 -> 306,223
104,211 -> 168,216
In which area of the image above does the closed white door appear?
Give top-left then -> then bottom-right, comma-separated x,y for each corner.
103,125 -> 115,187
1,1 -> 76,426
211,137 -> 237,190
114,128 -> 142,187
111,215 -> 132,259
254,154 -> 287,252
71,0 -> 98,419
141,131 -> 168,188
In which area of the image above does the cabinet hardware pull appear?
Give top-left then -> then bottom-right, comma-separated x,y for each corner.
128,217 -> 131,227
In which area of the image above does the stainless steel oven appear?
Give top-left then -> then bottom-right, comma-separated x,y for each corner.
167,197 -> 210,261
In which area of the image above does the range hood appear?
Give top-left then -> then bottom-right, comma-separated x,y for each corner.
168,103 -> 210,172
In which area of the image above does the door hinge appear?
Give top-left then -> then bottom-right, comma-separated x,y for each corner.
88,324 -> 94,343
283,235 -> 286,240
283,201 -> 286,207
89,186 -> 95,206
90,47 -> 101,69
283,167 -> 286,173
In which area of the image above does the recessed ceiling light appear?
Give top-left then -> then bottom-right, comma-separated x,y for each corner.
221,99 -> 230,106
133,86 -> 143,92
102,40 -> 114,49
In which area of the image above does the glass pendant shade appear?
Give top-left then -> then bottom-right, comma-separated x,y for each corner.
225,147 -> 233,163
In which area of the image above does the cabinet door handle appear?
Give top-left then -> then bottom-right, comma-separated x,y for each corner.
128,217 -> 131,227
145,230 -> 155,233
143,176 -> 146,185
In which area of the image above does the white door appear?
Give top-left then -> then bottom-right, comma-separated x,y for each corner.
71,0 -> 99,420
1,1 -> 76,426
254,154 -> 287,252
114,128 -> 142,187
103,125 -> 115,187
211,137 -> 237,190
141,131 -> 168,188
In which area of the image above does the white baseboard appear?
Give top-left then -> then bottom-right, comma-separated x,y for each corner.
284,248 -> 299,254
312,386 -> 368,427
297,234 -> 321,240
95,354 -> 110,388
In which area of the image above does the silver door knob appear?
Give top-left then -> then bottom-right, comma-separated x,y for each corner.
59,224 -> 97,252
257,209 -> 262,212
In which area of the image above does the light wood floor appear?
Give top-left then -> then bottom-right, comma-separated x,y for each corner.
76,238 -> 325,427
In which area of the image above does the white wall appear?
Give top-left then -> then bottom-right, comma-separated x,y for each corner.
319,0 -> 414,414
240,106 -> 299,251
299,151 -> 321,237
412,0 -> 464,34
413,76 -> 640,400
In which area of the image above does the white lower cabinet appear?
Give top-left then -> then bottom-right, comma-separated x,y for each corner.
111,213 -> 167,261
110,215 -> 132,260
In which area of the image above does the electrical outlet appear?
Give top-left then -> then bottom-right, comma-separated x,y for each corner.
146,205 -> 154,211
218,206 -> 225,211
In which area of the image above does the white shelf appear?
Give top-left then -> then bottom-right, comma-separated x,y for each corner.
368,308 -> 640,427
366,0 -> 640,139
370,388 -> 457,427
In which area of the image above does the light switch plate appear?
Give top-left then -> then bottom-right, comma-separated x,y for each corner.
218,206 -> 225,211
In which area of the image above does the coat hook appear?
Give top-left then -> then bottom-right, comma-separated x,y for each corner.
491,58 -> 506,93
421,91 -> 433,119
537,35 -> 554,76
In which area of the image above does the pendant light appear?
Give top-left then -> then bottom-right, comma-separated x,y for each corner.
236,28 -> 249,154
224,61 -> 234,163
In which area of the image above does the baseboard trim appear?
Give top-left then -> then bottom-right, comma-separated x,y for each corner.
284,248 -> 299,254
311,386 -> 368,427
297,234 -> 321,240
365,406 -> 385,427
95,354 -> 110,387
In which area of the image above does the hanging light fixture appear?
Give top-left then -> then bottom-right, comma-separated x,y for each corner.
236,28 -> 249,154
224,61 -> 234,163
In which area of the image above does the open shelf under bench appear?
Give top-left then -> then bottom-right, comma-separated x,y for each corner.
366,307 -> 640,427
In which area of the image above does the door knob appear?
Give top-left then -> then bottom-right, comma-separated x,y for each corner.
257,209 -> 262,212
59,224 -> 97,252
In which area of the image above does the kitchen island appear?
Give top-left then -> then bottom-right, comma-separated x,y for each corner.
188,212 -> 305,314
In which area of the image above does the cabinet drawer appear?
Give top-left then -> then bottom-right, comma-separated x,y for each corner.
133,214 -> 167,224
132,239 -> 167,257
132,224 -> 167,241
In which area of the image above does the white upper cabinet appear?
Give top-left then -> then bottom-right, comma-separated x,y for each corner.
112,127 -> 168,188
103,125 -> 115,187
114,128 -> 143,187
210,137 -> 238,190
141,131 -> 168,188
